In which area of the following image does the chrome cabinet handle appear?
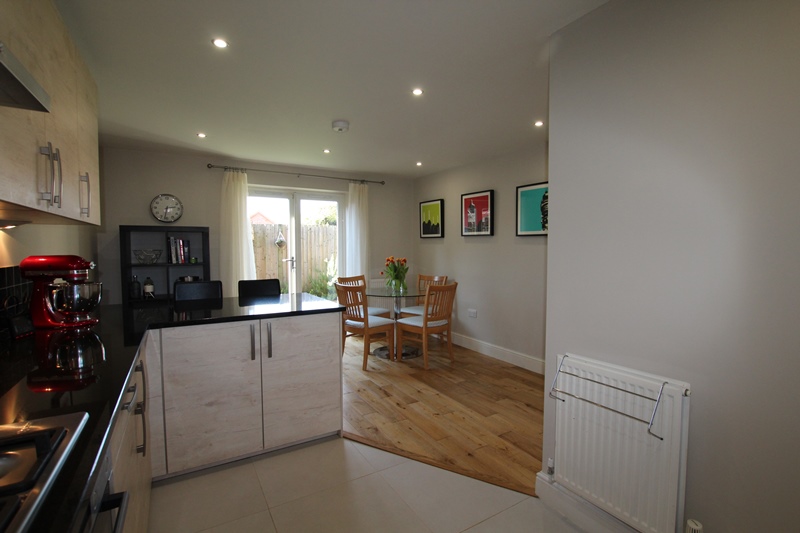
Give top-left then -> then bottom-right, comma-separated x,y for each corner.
135,359 -> 147,413
134,401 -> 147,456
266,322 -> 273,358
250,323 -> 256,360
53,147 -> 62,208
39,142 -> 55,205
99,490 -> 129,533
79,172 -> 90,216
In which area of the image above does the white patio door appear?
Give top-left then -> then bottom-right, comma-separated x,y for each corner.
247,188 -> 342,299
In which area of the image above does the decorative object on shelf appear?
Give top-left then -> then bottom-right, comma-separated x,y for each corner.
381,256 -> 408,293
420,199 -> 444,239
516,182 -> 548,236
461,190 -> 494,236
133,249 -> 162,264
129,275 -> 142,300
150,193 -> 183,223
143,277 -> 155,299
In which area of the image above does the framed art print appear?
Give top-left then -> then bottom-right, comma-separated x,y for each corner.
461,190 -> 494,236
420,199 -> 444,238
516,182 -> 548,236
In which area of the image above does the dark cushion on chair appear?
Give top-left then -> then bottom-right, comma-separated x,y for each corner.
238,279 -> 281,297
174,280 -> 223,311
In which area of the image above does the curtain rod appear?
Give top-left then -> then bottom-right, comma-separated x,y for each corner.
206,163 -> 385,185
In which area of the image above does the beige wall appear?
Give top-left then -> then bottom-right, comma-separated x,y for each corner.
0,224 -> 97,269
97,145 -> 414,304
544,0 -> 800,530
413,147 -> 548,370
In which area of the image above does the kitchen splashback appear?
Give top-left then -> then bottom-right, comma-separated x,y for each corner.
0,266 -> 32,341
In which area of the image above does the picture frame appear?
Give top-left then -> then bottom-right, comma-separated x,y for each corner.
461,190 -> 494,236
420,199 -> 445,238
516,182 -> 548,236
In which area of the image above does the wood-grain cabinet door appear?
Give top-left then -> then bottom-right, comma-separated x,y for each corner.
261,313 -> 342,450
161,320 -> 263,473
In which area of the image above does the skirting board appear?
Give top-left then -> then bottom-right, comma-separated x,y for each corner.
452,332 -> 544,374
535,472 -> 639,533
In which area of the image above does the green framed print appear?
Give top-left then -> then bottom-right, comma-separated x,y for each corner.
516,182 -> 548,236
420,199 -> 444,238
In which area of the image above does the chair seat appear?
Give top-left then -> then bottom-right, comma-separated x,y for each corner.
399,305 -> 424,316
367,306 -> 390,316
397,316 -> 449,328
345,315 -> 395,329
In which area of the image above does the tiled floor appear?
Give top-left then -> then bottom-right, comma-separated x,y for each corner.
148,436 -> 583,533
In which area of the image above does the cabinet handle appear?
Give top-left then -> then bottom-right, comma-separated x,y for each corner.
79,172 -> 91,216
134,401 -> 147,457
135,359 -> 147,413
267,322 -> 273,358
121,383 -> 137,412
250,323 -> 256,360
99,490 -> 129,533
38,142 -> 55,205
53,147 -> 63,208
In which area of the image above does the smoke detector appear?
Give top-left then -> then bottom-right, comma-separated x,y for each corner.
332,120 -> 349,132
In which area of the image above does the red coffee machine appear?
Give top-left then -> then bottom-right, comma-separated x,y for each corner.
20,255 -> 103,328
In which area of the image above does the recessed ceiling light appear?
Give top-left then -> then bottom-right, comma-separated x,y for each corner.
534,120 -> 544,127
416,161 -> 423,166
197,132 -> 206,138
323,149 -> 331,154
412,88 -> 424,96
212,38 -> 228,48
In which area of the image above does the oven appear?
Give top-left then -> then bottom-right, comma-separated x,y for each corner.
73,447 -> 128,533
0,412 -> 88,532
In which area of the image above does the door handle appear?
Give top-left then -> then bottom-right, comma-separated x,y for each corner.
281,256 -> 296,270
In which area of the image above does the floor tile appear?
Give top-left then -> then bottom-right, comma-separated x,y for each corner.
379,459 -> 528,533
251,437 -> 375,507
463,497 -> 584,532
269,472 -> 432,533
199,510 -> 276,533
149,461 -> 268,533
349,439 -> 411,471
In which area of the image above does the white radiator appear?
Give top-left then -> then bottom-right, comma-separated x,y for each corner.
550,353 -> 691,533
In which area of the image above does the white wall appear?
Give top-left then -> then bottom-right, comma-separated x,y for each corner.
97,145 -> 414,304
544,1 -> 800,530
414,147 -> 548,371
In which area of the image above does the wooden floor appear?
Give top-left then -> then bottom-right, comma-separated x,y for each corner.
341,335 -> 544,496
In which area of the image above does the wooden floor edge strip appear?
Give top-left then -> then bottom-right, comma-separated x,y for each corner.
342,431 -> 537,498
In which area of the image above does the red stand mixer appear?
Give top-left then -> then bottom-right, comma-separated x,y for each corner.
20,255 -> 103,328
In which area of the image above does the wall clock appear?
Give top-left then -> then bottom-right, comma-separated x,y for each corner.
150,193 -> 183,223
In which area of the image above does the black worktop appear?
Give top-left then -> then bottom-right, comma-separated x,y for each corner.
0,294 -> 342,531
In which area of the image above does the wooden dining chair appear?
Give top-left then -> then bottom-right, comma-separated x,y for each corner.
337,275 -> 390,317
399,274 -> 448,317
396,282 -> 457,369
334,282 -> 395,370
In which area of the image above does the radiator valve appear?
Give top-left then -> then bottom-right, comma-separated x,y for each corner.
546,458 -> 555,476
685,519 -> 703,533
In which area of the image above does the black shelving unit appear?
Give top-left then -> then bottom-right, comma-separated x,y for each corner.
119,225 -> 210,344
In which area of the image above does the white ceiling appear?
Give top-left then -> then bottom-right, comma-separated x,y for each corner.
55,0 -> 606,178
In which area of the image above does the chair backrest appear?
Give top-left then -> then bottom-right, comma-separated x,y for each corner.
416,274 -> 448,304
423,282 -> 458,323
337,275 -> 366,287
174,280 -> 223,309
238,278 -> 281,297
334,282 -> 369,324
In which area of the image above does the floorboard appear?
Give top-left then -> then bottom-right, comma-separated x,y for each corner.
341,335 -> 543,496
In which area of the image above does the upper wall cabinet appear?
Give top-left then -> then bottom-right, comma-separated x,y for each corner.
0,0 -> 101,225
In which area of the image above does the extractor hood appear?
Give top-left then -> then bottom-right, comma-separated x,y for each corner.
0,41 -> 51,112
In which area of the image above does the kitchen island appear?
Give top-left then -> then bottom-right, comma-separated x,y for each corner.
0,293 -> 342,532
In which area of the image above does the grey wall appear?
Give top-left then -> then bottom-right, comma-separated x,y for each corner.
0,224 -> 97,268
414,146 -> 548,370
97,146 -> 414,305
544,0 -> 800,530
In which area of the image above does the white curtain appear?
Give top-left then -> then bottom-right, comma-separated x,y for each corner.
345,182 -> 369,277
219,169 -> 256,296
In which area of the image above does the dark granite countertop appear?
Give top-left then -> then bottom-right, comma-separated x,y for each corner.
0,293 -> 342,531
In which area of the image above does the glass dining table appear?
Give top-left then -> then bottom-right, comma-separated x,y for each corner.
364,285 -> 424,359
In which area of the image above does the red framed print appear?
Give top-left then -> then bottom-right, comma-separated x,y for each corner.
461,190 -> 494,236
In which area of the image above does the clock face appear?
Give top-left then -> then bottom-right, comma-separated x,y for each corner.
150,194 -> 183,223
